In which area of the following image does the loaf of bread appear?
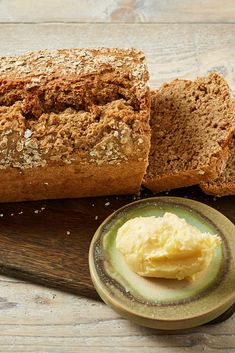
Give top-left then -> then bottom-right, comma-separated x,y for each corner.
143,73 -> 235,192
200,138 -> 235,196
0,48 -> 150,201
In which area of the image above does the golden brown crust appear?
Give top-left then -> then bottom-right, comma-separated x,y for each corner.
200,139 -> 235,196
0,161 -> 145,202
0,48 -> 149,83
144,73 -> 235,193
0,48 -> 150,201
144,147 -> 229,192
200,182 -> 235,196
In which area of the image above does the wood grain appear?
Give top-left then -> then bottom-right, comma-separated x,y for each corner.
0,0 -> 235,23
0,187 -> 234,300
0,275 -> 234,352
0,24 -> 235,91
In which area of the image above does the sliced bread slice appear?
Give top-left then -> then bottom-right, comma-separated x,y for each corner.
143,73 -> 235,193
200,139 -> 235,196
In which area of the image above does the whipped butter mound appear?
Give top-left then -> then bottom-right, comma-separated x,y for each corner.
116,212 -> 220,280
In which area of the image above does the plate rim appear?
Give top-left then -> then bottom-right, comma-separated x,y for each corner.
89,196 -> 235,329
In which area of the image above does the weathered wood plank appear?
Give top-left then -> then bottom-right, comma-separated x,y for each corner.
0,276 -> 234,352
0,23 -> 234,90
0,0 -> 235,23
0,347 -> 233,353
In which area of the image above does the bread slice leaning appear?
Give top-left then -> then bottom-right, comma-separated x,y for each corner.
143,73 -> 235,193
200,139 -> 235,196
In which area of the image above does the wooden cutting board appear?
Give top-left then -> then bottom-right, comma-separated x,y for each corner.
0,187 -> 234,300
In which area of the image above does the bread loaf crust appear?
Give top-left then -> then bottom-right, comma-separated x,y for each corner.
0,161 -> 145,202
200,139 -> 235,196
145,146 -> 230,192
0,48 -> 150,201
200,181 -> 235,196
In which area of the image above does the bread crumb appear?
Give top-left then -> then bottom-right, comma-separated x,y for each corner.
95,216 -> 98,220
105,202 -> 110,206
120,137 -> 128,144
91,203 -> 95,207
66,231 -> 71,235
24,129 -> 32,139
18,211 -> 23,215
34,210 -> 39,214
10,213 -> 14,216
0,214 -> 3,217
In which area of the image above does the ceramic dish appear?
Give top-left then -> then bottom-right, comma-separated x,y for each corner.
89,197 -> 235,330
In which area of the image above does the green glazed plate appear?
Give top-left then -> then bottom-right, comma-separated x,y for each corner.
89,197 -> 235,330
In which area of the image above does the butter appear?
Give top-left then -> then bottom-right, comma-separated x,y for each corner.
116,212 -> 220,280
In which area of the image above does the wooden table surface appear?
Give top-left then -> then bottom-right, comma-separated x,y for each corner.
0,1 -> 235,352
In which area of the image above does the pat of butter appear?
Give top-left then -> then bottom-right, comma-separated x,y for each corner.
116,212 -> 220,280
